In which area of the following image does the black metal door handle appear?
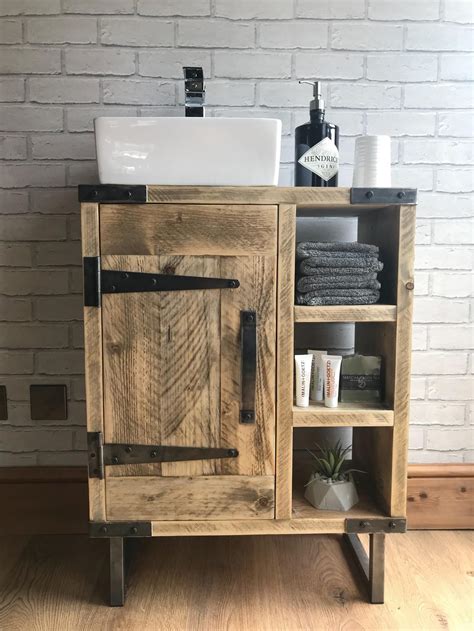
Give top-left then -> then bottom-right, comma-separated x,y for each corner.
240,310 -> 257,423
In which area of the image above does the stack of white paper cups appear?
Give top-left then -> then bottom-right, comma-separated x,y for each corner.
352,135 -> 391,187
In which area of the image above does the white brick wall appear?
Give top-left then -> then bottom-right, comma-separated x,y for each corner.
0,0 -> 472,465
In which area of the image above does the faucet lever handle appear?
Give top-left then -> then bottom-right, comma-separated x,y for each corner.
183,66 -> 205,94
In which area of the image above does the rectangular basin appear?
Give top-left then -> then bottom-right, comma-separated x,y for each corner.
95,117 -> 282,186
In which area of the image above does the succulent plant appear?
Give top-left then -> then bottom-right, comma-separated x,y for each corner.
305,440 -> 364,484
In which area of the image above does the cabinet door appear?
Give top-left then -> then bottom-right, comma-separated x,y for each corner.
99,204 -> 277,521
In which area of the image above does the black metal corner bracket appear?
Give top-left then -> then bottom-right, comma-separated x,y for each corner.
351,188 -> 417,205
345,517 -> 406,534
90,521 -> 152,538
78,184 -> 147,203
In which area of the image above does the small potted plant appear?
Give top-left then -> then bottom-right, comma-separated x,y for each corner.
304,440 -> 362,511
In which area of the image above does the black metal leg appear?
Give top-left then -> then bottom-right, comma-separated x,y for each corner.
109,537 -> 125,606
343,532 -> 385,604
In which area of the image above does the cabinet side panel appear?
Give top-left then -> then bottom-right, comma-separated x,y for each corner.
81,203 -> 106,521
275,204 -> 296,519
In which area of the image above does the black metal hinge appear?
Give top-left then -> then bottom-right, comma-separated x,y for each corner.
351,188 -> 417,205
90,521 -> 152,538
87,432 -> 238,479
78,184 -> 147,203
345,517 -> 407,534
83,257 -> 239,307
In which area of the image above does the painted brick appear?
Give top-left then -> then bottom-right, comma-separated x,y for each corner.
295,53 -> 363,80
412,351 -> 468,375
0,190 -> 29,214
71,375 -> 85,399
411,377 -> 427,400
259,81 -> 314,107
0,136 -> 27,160
36,242 -> 81,266
0,243 -> 32,267
367,54 -> 437,82
30,78 -> 100,104
0,428 -> 73,452
410,401 -> 466,425
407,24 -> 474,51
367,112 -> 435,137
0,164 -> 66,188
216,0 -> 293,19
138,0 -> 210,16
409,427 -> 424,450
405,139 -> 473,165
332,24 -> 403,50
391,167 -> 433,191
430,326 -> 474,350
368,0 -> 439,20
138,51 -> 211,79
68,216 -> 81,240
66,106 -> 138,132
103,79 -> 174,105
178,20 -> 255,48
0,298 -> 32,321
65,49 -> 135,76
436,169 -> 474,193
331,84 -> 401,109
66,162 -> 99,186
0,0 -> 60,16
428,377 -> 473,401
415,220 -> 431,245
415,246 -> 472,270
215,52 -> 292,79
404,84 -> 474,109
101,18 -> 174,47
1,270 -> 69,296
2,215 -> 67,241
0,19 -> 22,43
440,54 -> 474,80
0,352 -> 34,375
35,295 -> 83,321
408,450 -> 464,464
0,79 -> 25,102
444,0 -> 474,23
69,268 -> 83,294
439,113 -> 474,137
412,325 -> 428,351
204,82 -> 255,107
0,324 -> 68,349
413,297 -> 469,323
30,188 -> 78,214
71,325 -> 85,350
0,48 -> 60,74
62,0 -> 134,14
416,192 -> 473,218
432,272 -> 473,298
433,219 -> 474,244
426,428 -> 473,450
37,350 -> 85,375
259,22 -> 328,49
322,112 -> 364,136
31,134 -> 96,160
297,0 -> 364,19
0,106 -> 62,132
27,17 -> 97,44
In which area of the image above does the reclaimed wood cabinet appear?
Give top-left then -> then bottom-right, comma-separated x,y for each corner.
80,186 -> 416,606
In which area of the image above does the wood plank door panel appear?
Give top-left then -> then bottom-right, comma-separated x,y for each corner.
100,204 -> 277,521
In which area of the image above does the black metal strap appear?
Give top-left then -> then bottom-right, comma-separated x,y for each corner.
345,517 -> 406,534
240,310 -> 257,423
351,188 -> 417,204
102,444 -> 238,466
101,270 -> 239,294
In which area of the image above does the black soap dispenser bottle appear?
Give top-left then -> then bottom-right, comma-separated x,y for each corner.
295,81 -> 339,187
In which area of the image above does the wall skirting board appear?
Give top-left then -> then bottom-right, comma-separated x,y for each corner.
0,465 -> 472,535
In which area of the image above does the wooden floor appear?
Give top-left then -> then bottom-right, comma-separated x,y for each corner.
0,532 -> 472,631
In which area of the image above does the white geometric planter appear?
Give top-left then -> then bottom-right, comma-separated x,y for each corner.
304,473 -> 359,512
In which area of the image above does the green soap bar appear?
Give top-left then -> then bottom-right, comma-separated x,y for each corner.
340,354 -> 382,403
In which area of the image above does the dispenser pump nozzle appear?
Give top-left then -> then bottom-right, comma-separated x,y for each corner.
299,80 -> 325,112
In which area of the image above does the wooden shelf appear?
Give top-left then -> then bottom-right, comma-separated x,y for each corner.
294,304 -> 397,323
293,401 -> 394,427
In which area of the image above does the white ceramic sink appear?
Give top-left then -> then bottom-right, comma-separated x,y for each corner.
94,117 -> 282,186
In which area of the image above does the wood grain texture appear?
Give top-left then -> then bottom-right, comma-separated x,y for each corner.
409,463 -> 474,478
100,204 -> 278,256
407,475 -> 474,529
275,204 -> 296,520
81,202 -> 106,522
106,475 -> 274,521
294,305 -> 397,323
292,402 -> 394,427
1,532 -> 469,630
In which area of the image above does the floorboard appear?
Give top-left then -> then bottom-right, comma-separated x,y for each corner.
0,532 -> 471,630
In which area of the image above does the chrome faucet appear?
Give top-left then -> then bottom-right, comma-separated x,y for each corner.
183,67 -> 205,117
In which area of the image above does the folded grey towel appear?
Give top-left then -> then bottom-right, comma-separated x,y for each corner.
297,266 -> 382,277
297,275 -> 381,293
297,241 -> 379,260
299,256 -> 383,274
296,290 -> 380,306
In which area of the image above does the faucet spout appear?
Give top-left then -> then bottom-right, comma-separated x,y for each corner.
183,67 -> 205,118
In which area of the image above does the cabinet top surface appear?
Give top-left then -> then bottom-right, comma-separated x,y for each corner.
78,185 -> 417,209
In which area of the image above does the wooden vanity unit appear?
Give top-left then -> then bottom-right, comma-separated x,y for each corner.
80,185 -> 416,606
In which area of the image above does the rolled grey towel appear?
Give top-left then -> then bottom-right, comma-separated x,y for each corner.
300,256 -> 383,274
297,241 -> 379,260
297,275 -> 381,293
296,290 -> 380,306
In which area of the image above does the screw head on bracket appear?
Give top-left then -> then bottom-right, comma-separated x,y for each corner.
150,450 -> 157,458
229,280 -> 238,288
397,191 -> 406,199
405,281 -> 415,291
365,190 -> 374,199
389,521 -> 397,530
112,456 -> 119,465
227,449 -> 239,457
359,520 -> 370,529
100,525 -> 108,534
125,446 -> 132,454
130,526 -> 138,535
